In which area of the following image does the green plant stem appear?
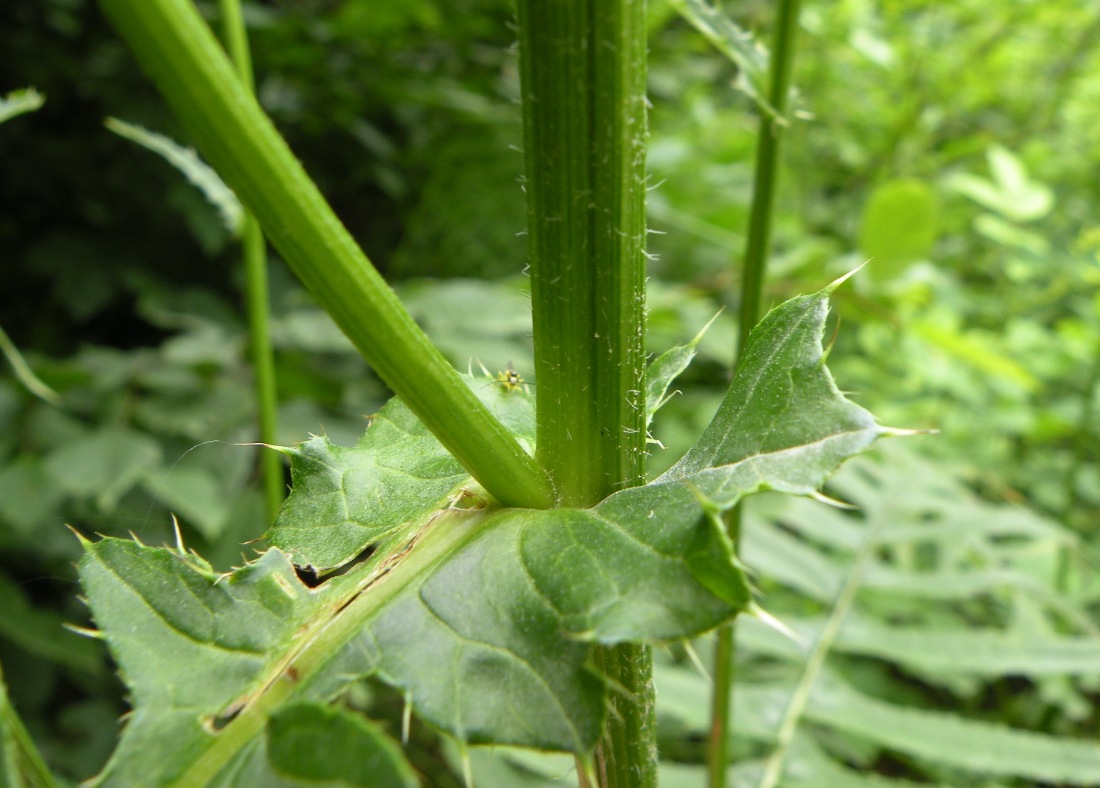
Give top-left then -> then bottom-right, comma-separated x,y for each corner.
706,510 -> 740,786
0,324 -> 61,406
217,0 -> 283,523
706,606 -> 735,781
98,0 -> 553,510
0,661 -> 57,787
515,0 -> 652,785
737,0 -> 801,341
709,1 -> 802,786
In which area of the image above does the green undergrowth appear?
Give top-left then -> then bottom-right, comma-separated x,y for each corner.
73,282 -> 886,784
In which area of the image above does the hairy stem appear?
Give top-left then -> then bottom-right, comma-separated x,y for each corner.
516,0 -> 653,784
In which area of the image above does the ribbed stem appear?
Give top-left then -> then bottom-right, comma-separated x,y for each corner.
516,0 -> 653,784
218,0 -> 283,522
99,0 -> 553,510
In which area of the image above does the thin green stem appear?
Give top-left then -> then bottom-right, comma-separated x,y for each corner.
217,0 -> 283,522
216,0 -> 253,88
0,324 -> 61,406
0,661 -> 57,787
98,0 -> 553,510
515,0 -> 652,784
710,1 -> 803,785
737,0 -> 802,341
242,214 -> 284,521
705,611 -> 734,785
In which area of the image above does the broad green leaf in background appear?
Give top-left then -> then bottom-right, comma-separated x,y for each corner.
811,676 -> 1100,785
140,467 -> 234,542
913,318 -> 1039,391
858,178 -> 940,279
398,279 -> 535,373
78,286 -> 883,782
946,145 -> 1053,223
824,616 -> 1100,677
0,458 -> 65,542
43,427 -> 162,511
724,442 -> 1100,785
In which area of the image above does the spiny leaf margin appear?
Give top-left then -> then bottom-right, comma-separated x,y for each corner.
77,283 -> 884,782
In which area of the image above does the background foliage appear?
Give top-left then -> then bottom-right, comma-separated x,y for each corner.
1,0 -> 1099,784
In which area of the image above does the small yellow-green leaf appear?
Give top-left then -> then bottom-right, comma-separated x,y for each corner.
859,179 -> 940,279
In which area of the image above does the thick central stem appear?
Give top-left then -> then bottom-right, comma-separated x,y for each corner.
516,1 -> 654,785
519,0 -> 648,508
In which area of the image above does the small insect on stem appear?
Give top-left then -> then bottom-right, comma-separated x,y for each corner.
496,367 -> 525,393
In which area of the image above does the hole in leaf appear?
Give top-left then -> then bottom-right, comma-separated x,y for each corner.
293,544 -> 377,588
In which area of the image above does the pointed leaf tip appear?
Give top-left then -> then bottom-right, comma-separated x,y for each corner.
824,262 -> 869,293
66,524 -> 92,547
691,307 -> 724,347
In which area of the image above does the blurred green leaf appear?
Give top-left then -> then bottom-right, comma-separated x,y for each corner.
398,279 -> 535,373
105,118 -> 242,235
859,179 -> 940,278
664,0 -> 776,117
831,616 -> 1100,677
0,458 -> 65,540
43,427 -> 162,511
0,574 -> 102,676
913,320 -> 1039,391
141,466 -> 232,541
947,145 -> 1053,222
811,677 -> 1100,785
0,88 -> 44,125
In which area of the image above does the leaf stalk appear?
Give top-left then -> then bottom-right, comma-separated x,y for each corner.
98,0 -> 553,510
